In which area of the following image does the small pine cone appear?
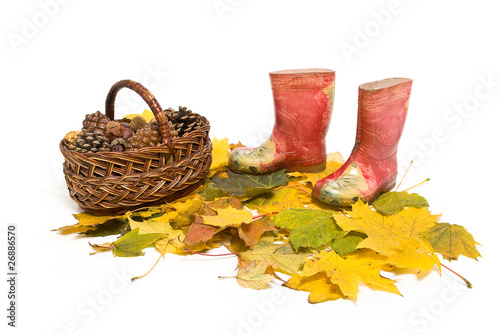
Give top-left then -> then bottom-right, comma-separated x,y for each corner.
63,130 -> 82,148
73,130 -> 109,153
82,111 -> 110,134
125,123 -> 161,151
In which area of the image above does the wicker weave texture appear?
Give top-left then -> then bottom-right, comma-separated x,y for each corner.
60,80 -> 212,215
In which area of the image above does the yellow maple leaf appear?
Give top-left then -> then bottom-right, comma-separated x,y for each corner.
299,249 -> 400,300
284,272 -> 346,304
239,242 -> 308,275
209,137 -> 231,176
128,206 -> 168,218
129,214 -> 186,254
124,109 -> 155,122
54,212 -> 128,235
170,196 -> 204,212
333,200 -> 440,271
129,212 -> 178,234
246,187 -> 306,214
422,223 -> 481,261
154,236 -> 187,255
201,207 -> 253,229
169,197 -> 204,228
233,261 -> 275,290
289,152 -> 344,186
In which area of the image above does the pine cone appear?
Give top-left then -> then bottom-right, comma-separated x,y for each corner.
126,123 -> 161,151
164,106 -> 204,137
150,120 -> 178,138
73,130 -> 109,153
82,111 -> 110,134
63,130 -> 82,148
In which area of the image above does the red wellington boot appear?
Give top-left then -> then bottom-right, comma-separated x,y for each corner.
228,68 -> 335,174
312,78 -> 413,206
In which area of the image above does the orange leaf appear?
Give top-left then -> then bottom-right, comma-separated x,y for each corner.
184,217 -> 220,245
238,215 -> 277,248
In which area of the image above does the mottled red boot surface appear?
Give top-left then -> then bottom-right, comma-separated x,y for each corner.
313,77 -> 412,206
229,68 -> 335,174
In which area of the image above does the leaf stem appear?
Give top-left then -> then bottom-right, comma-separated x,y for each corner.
131,242 -> 168,282
296,186 -> 312,195
401,178 -> 430,193
322,244 -> 333,252
395,160 -> 413,191
440,262 -> 473,289
218,275 -> 236,279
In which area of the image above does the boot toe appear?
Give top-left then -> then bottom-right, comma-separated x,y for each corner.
228,137 -> 278,174
316,179 -> 362,206
313,162 -> 369,206
228,148 -> 263,174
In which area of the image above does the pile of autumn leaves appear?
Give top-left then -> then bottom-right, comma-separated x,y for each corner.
55,138 -> 481,303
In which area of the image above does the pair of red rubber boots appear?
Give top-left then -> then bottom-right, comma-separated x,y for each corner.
228,69 -> 412,206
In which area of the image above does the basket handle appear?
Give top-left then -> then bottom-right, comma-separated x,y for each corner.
105,80 -> 172,147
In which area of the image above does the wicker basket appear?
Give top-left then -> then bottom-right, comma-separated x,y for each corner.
60,79 -> 212,215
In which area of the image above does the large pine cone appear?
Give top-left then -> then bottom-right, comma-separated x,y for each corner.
82,111 -> 110,134
72,130 -> 110,153
125,123 -> 161,151
164,106 -> 203,137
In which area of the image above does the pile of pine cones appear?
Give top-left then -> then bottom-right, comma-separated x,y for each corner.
63,107 -> 204,154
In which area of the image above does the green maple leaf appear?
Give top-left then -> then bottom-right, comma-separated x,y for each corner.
274,209 -> 342,251
330,231 -> 367,256
422,223 -> 481,261
83,219 -> 129,237
199,180 -> 231,200
203,169 -> 288,200
111,229 -> 166,257
373,191 -> 429,215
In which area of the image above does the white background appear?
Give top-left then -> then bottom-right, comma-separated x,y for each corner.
1,1 -> 499,334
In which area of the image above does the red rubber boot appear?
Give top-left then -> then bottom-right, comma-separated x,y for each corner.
228,68 -> 335,174
312,78 -> 413,206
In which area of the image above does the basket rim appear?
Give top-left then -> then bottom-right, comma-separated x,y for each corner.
61,112 -> 210,157
60,125 -> 210,157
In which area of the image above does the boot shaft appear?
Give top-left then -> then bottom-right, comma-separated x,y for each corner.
269,69 -> 335,144
356,78 -> 412,161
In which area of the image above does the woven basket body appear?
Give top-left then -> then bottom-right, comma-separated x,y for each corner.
60,80 -> 212,215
